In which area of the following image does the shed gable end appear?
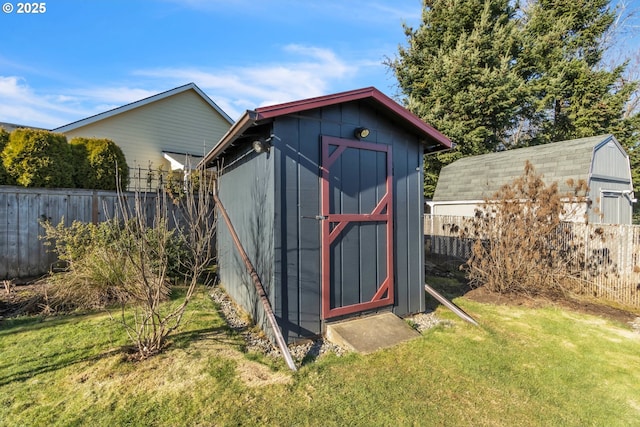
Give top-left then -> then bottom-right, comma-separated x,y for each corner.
591,139 -> 631,181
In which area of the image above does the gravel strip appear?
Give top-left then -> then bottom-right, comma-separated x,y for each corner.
406,311 -> 454,332
209,286 -> 349,364
210,286 -> 446,365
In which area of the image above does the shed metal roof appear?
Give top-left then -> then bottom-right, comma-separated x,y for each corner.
53,82 -> 234,132
200,87 -> 452,167
433,134 -> 619,201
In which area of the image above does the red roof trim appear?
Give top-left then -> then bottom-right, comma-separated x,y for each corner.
255,87 -> 451,148
200,87 -> 452,167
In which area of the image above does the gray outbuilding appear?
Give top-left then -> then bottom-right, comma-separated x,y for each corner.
201,87 -> 451,343
430,134 -> 635,224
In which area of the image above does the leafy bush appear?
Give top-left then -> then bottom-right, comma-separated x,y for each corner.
0,127 -> 13,185
40,219 -> 132,310
70,137 -> 129,190
40,217 -> 188,311
2,129 -> 73,188
70,142 -> 91,189
462,161 -> 590,297
164,168 -> 214,203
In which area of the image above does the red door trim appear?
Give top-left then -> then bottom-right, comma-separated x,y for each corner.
321,135 -> 394,319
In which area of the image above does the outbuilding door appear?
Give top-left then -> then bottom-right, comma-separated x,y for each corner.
320,136 -> 394,319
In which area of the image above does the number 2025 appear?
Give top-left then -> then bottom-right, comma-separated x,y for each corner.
17,2 -> 46,13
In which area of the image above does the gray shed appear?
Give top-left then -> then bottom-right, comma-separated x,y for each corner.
431,134 -> 635,224
201,87 -> 451,342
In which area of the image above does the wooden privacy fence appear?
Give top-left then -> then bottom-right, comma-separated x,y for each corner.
424,214 -> 640,309
0,186 -> 182,279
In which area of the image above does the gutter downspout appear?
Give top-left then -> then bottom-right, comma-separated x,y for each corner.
213,190 -> 297,372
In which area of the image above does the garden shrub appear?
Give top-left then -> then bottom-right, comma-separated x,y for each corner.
2,129 -> 73,188
40,218 -> 130,310
41,171 -> 216,358
164,168 -> 214,203
40,216 -> 190,311
0,127 -> 13,185
70,137 -> 129,190
462,161 -> 590,297
70,142 -> 91,189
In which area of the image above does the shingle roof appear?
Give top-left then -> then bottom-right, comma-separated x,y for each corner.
53,83 -> 233,132
433,134 -> 616,201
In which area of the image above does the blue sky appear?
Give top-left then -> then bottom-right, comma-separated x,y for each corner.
0,0 -> 638,129
0,0 -> 424,128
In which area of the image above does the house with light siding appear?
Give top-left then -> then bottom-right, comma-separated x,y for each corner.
54,83 -> 233,189
429,135 -> 635,224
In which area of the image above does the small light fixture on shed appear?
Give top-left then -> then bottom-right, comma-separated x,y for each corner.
252,138 -> 271,154
354,127 -> 370,139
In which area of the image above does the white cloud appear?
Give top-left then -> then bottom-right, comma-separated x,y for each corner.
0,45 -> 373,129
0,76 -> 86,128
69,87 -> 158,106
134,44 -> 358,118
0,76 -> 177,129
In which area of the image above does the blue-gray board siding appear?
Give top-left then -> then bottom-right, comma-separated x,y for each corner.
269,100 -> 425,341
217,101 -> 427,343
217,152 -> 275,335
395,137 -> 425,313
273,115 -> 323,339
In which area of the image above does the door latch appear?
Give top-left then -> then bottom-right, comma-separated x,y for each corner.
301,215 -> 328,220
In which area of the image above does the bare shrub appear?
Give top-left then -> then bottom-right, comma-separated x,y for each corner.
462,161 -> 590,297
41,164 -> 216,359
111,166 -> 216,359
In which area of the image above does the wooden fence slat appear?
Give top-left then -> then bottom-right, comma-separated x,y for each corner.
0,186 -> 198,280
0,191 -> 7,276
425,214 -> 640,309
5,192 -> 18,278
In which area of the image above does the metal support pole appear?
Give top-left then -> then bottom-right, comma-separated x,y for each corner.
213,192 -> 297,371
424,283 -> 479,326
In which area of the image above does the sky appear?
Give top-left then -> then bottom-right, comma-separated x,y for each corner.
0,0 -> 425,129
0,0 -> 639,130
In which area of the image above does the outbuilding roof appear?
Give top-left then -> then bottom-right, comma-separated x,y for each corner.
433,134 -> 621,201
53,82 -> 234,132
200,87 -> 452,167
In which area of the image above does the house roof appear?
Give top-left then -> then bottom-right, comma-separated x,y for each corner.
433,134 -> 622,202
200,87 -> 452,167
0,122 -> 46,132
53,82 -> 233,133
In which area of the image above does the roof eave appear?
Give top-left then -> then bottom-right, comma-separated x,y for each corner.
199,110 -> 259,168
54,83 -> 233,133
255,87 -> 452,150
200,87 -> 453,167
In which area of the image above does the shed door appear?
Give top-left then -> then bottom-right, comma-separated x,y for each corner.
321,135 -> 394,319
601,192 -> 620,224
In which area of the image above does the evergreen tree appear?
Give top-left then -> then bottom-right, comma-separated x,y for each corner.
388,0 -> 523,197
518,0 -> 638,146
389,0 -> 638,198
69,137 -> 129,190
2,129 -> 73,188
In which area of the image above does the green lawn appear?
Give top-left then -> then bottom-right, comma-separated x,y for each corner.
1,286 -> 639,426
